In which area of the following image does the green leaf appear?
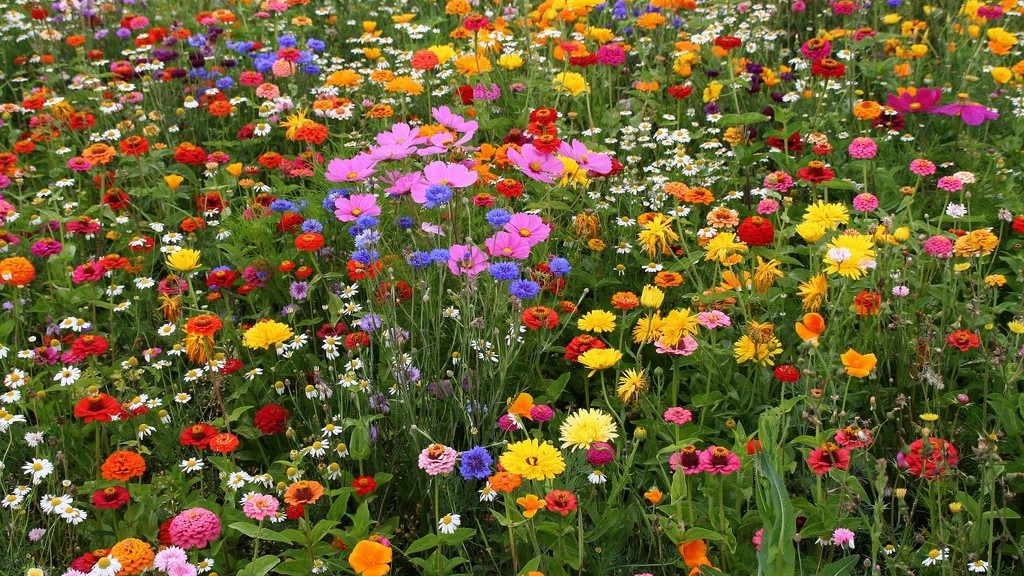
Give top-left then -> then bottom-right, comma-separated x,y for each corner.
819,555 -> 860,576
681,527 -> 726,541
350,423 -> 371,460
546,373 -> 571,401
229,522 -> 294,544
719,112 -> 770,127
982,508 -> 1021,520
404,533 -> 439,555
237,555 -> 280,576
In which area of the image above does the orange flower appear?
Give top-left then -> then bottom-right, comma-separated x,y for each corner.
0,256 -> 36,286
654,271 -> 684,288
110,537 -> 154,575
185,314 -> 223,337
348,539 -> 392,576
82,143 -> 117,165
209,432 -> 239,454
101,451 -> 146,482
644,487 -> 663,505
516,493 -> 546,518
840,348 -> 877,378
679,539 -> 709,567
507,392 -> 535,420
488,471 -> 522,493
611,291 -> 639,310
284,480 -> 325,506
794,312 -> 825,345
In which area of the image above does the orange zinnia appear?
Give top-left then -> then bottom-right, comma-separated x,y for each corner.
840,348 -> 877,378
110,537 -> 155,575
101,450 -> 146,482
0,256 -> 36,286
348,539 -> 392,576
185,314 -> 223,337
794,312 -> 825,345
488,471 -> 521,493
82,143 -> 117,165
284,480 -> 325,506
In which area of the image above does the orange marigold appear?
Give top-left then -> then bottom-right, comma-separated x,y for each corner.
101,450 -> 146,482
0,256 -> 36,286
110,537 -> 155,575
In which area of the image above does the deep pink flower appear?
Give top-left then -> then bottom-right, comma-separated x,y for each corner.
325,153 -> 378,182
699,446 -> 742,475
485,231 -> 531,259
334,194 -> 381,222
558,139 -> 613,175
933,94 -> 999,125
448,244 -> 488,277
169,507 -> 222,549
885,87 -> 942,114
507,144 -> 564,184
503,213 -> 550,247
411,161 -> 478,203
663,407 -> 693,424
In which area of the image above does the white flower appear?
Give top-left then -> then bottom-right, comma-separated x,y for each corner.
24,431 -> 44,447
478,483 -> 498,502
180,458 -> 205,473
2,492 -> 25,508
923,548 -> 948,566
174,392 -> 192,404
54,366 -> 82,386
588,470 -> 607,484
438,513 -> 461,534
158,323 -> 177,337
968,560 -> 989,573
23,459 -> 54,484
137,424 -> 155,440
40,494 -> 72,514
88,554 -> 121,576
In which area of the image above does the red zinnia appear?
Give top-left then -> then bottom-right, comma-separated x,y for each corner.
810,58 -> 846,78
119,135 -> 149,156
522,306 -> 559,330
352,476 -> 377,496
173,142 -> 207,166
92,485 -> 130,509
544,490 -> 578,515
254,404 -> 291,435
853,290 -> 882,315
286,504 -> 305,520
529,108 -> 558,125
773,364 -> 800,383
713,36 -> 742,51
344,331 -> 370,350
563,334 -> 607,362
180,423 -> 217,449
736,216 -> 775,246
807,442 -> 850,475
946,329 -> 979,352
209,432 -> 240,454
185,314 -> 223,337
667,84 -> 693,100
796,160 -> 835,184
71,334 -> 109,357
294,233 -> 324,252
74,393 -> 124,423
496,179 -> 523,199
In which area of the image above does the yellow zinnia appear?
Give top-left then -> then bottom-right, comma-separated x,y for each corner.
553,71 -> 589,96
242,320 -> 295,350
823,233 -> 876,279
703,232 -> 747,264
165,249 -> 201,273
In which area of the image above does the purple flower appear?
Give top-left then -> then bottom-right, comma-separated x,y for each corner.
933,93 -> 999,125
289,281 -> 308,300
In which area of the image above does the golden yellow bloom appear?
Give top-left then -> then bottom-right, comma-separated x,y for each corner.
578,348 -> 623,376
616,369 -> 647,404
577,310 -> 616,333
165,249 -> 201,273
164,174 -> 184,190
632,314 -> 663,344
985,274 -> 1006,287
919,413 -> 939,422
803,200 -> 849,230
500,439 -> 565,480
795,222 -> 828,243
823,233 -> 876,279
640,285 -> 665,309
953,229 -> 999,257
1007,320 -> 1024,334
703,232 -> 748,265
659,308 -> 700,347
497,54 -> 524,70
553,71 -> 590,96
637,214 -> 679,257
559,408 -> 619,450
703,81 -> 723,102
733,334 -> 783,366
242,320 -> 294,350
753,256 -> 783,293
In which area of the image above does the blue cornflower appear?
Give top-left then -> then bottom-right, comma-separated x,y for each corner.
509,280 -> 541,300
488,262 -> 520,281
548,257 -> 571,276
486,209 -> 512,228
302,219 -> 323,233
397,216 -> 415,230
425,185 -> 453,209
459,446 -> 493,480
429,248 -> 450,263
409,251 -> 432,269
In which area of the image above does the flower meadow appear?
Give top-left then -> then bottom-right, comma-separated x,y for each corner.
1,0 -> 1024,574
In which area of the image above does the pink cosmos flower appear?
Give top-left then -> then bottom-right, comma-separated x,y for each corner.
325,153 -> 378,182
485,231 -> 531,260
241,492 -> 280,522
933,94 -> 999,126
507,144 -> 564,184
382,170 -> 424,197
411,161 -> 478,203
557,139 -> 613,175
885,87 -> 942,114
503,213 -> 550,247
334,194 -> 381,222
369,123 -> 427,160
699,446 -> 742,475
448,244 -> 488,277
429,105 -> 477,132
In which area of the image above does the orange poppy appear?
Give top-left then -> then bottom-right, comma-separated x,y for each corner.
348,539 -> 392,576
794,313 -> 825,345
840,348 -> 877,378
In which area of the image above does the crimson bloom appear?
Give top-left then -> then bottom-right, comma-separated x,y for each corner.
180,423 -> 218,449
544,490 -> 578,515
254,404 -> 291,434
807,442 -> 850,475
736,216 -> 775,246
905,438 -> 958,479
797,161 -> 835,184
74,393 -> 124,423
946,329 -> 979,352
352,476 -> 377,496
92,486 -> 130,509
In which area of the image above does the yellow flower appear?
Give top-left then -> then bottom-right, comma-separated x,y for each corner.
225,163 -> 243,178
753,256 -> 783,293
500,439 -> 565,480
632,314 -> 663,344
165,249 -> 201,273
428,44 -> 456,64
803,200 -> 849,230
558,156 -> 590,188
616,369 -> 647,404
991,67 -> 1012,84
559,408 -> 619,450
637,214 -> 680,257
497,54 -> 524,70
639,285 -> 665,309
578,348 -> 623,376
823,233 -> 876,279
795,222 -> 827,243
919,413 -> 939,422
703,232 -> 747,264
797,274 -> 828,311
553,72 -> 590,96
659,308 -> 700,347
242,320 -> 295,350
985,274 -> 1006,287
703,81 -> 722,102
164,174 -> 184,190
577,310 -> 616,333
733,334 -> 783,366
1007,320 -> 1024,334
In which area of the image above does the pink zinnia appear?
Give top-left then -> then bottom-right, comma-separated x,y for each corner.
168,507 -> 222,549
909,158 -> 936,176
586,442 -> 616,466
699,445 -> 742,475
752,528 -> 763,552
847,137 -> 877,159
503,213 -> 550,247
800,38 -> 831,60
241,492 -> 280,521
507,144 -> 564,184
418,443 -> 458,476
411,161 -> 478,203
239,71 -> 264,87
655,335 -> 698,356
30,238 -> 63,257
763,170 -> 794,192
923,235 -> 954,258
254,83 -> 280,99
448,244 -> 488,277
851,193 -> 878,212
757,198 -> 780,215
71,261 -> 106,284
485,231 -> 531,260
325,153 -> 378,183
154,547 -> 189,571
663,407 -> 693,425
697,310 -> 731,329
668,445 -> 703,475
595,44 -> 626,66
334,194 -> 381,222
67,157 -> 93,172
936,176 -> 963,192
530,405 -> 554,422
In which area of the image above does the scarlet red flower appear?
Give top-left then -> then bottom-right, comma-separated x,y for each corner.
92,485 -> 130,509
496,179 -> 524,199
529,108 -> 558,125
563,334 -> 607,362
345,331 -> 370,350
853,290 -> 882,315
209,432 -> 240,454
286,504 -> 305,519
206,268 -> 238,291
905,438 -> 958,479
773,364 -> 800,383
746,439 -> 763,455
173,142 -> 207,166
810,58 -> 846,78
522,306 -> 559,330
796,160 -> 835,184
946,329 -> 979,352
294,233 -> 325,252
221,358 -> 244,375
71,550 -> 108,573
532,134 -> 562,154
180,216 -> 206,233
1012,215 -> 1024,234
185,314 -> 223,337
119,135 -> 149,156
807,442 -> 850,475
102,189 -> 130,211
295,266 -> 313,280
667,84 -> 693,99
195,191 -> 225,214
766,131 -> 803,154
71,334 -> 109,357
530,261 -> 565,294
347,259 -> 382,281
74,393 -> 124,423
277,212 -> 304,233
456,84 -> 474,105
544,490 -> 578,515
352,476 -> 377,496
254,404 -> 291,435
736,216 -> 775,246
180,423 -> 218,449
713,36 -> 742,51
258,152 -> 283,169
